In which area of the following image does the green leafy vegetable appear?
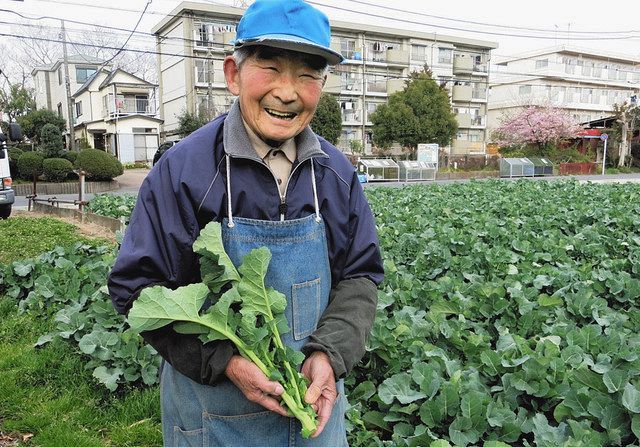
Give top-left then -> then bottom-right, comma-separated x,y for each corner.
127,222 -> 317,438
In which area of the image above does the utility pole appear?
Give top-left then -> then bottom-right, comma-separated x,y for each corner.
61,20 -> 76,152
207,50 -> 214,120
361,35 -> 367,155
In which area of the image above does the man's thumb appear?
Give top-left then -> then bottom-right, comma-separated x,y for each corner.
305,383 -> 322,404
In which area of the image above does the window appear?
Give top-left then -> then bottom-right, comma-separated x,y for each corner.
76,67 -> 97,84
593,62 -> 603,78
339,68 -> 360,91
608,64 -> 618,80
195,21 -> 235,47
195,59 -> 211,84
411,44 -> 427,62
340,38 -> 357,60
518,85 -> 532,95
57,102 -> 63,117
438,48 -> 452,64
75,101 -> 82,117
618,67 -> 627,81
578,60 -> 592,77
535,59 -> 548,69
580,88 -> 591,103
563,57 -> 576,74
591,89 -> 599,104
58,68 -> 62,85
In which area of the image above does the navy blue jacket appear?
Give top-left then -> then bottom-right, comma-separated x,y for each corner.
108,103 -> 383,381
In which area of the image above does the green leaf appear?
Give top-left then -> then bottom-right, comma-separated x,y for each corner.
537,294 -> 563,307
631,415 -> 640,439
128,283 -> 210,332
92,366 -> 122,392
622,383 -> 640,413
602,369 -> 628,393
379,373 -> 427,405
193,221 -> 240,291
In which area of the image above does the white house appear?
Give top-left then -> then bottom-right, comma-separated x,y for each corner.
71,68 -> 162,163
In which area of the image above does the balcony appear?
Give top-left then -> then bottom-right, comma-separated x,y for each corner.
324,74 -> 341,94
452,84 -> 472,102
387,79 -> 405,94
103,97 -> 156,118
386,48 -> 409,67
453,55 -> 474,75
472,88 -> 487,100
366,80 -> 387,94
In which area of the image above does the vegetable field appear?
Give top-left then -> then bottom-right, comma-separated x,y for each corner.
2,179 -> 640,446
349,180 -> 640,446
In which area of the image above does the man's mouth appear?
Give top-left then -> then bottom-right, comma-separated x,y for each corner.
265,108 -> 297,120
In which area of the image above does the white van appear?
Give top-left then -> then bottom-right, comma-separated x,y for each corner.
0,123 -> 21,219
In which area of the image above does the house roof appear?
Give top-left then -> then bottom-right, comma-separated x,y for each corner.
152,1 -> 498,50
495,45 -> 640,66
72,68 -> 110,98
31,55 -> 107,75
98,69 -> 157,90
104,115 -> 164,124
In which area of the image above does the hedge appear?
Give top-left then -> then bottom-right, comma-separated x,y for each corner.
17,152 -> 44,180
43,157 -> 74,182
74,149 -> 123,181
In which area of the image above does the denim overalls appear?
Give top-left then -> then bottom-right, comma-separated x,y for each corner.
160,155 -> 348,447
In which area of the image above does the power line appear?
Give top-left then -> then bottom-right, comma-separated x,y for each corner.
308,0 -> 640,41
338,0 -> 640,36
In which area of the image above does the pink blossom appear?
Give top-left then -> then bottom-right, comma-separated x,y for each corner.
493,106 -> 582,147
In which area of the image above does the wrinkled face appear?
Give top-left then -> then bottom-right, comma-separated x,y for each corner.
224,48 -> 326,143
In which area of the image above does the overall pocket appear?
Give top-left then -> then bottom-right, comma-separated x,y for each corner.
292,277 -> 321,340
172,427 -> 204,447
203,410 -> 288,447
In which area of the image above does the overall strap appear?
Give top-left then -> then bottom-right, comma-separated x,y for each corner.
225,155 -> 234,228
310,158 -> 321,223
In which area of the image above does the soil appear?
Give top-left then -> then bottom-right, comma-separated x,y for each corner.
12,210 -> 117,244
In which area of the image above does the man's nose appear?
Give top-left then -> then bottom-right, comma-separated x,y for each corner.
272,74 -> 297,103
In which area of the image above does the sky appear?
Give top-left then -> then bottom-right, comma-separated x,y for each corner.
1,0 -> 639,66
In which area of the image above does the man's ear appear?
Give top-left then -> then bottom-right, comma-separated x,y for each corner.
223,56 -> 241,95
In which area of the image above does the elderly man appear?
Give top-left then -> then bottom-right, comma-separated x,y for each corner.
108,0 -> 383,445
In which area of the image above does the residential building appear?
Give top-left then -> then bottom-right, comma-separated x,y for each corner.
488,45 -> 640,134
71,68 -> 162,163
32,55 -> 161,163
32,55 -> 106,138
152,2 -> 498,155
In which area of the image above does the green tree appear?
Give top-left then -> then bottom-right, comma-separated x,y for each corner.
40,123 -> 65,158
371,72 -> 457,152
17,109 -> 66,144
177,110 -> 208,137
0,84 -> 36,122
310,93 -> 341,145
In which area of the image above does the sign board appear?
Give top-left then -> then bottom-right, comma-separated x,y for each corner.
600,133 -> 608,141
417,143 -> 439,163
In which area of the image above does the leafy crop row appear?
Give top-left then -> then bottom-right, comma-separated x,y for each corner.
3,180 -> 640,446
347,180 -> 640,446
87,194 -> 137,224
0,244 -> 160,391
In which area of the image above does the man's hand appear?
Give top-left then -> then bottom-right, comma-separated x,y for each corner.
302,351 -> 338,438
225,355 -> 289,417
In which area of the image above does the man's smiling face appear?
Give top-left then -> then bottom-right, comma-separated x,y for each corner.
224,47 -> 326,144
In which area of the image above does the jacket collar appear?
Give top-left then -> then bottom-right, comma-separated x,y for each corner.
222,99 -> 328,162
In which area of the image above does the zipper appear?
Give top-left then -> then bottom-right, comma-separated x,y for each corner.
228,154 -> 314,221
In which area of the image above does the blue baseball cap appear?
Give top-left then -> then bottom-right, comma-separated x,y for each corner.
233,0 -> 344,66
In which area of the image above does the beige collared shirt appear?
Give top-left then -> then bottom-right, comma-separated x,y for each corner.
242,120 -> 297,197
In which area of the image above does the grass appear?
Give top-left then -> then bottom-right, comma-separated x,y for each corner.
0,217 -> 111,264
0,297 -> 162,447
0,215 -> 160,446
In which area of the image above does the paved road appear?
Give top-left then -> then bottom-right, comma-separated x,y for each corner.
13,169 -> 640,209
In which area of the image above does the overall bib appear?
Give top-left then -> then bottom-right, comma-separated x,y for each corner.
160,156 -> 348,447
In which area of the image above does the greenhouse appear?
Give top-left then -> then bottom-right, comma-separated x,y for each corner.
398,161 -> 438,182
357,159 -> 400,182
500,158 -> 535,178
528,157 -> 554,176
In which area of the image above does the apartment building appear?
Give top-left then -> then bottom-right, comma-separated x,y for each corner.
152,2 -> 497,155
488,46 -> 640,133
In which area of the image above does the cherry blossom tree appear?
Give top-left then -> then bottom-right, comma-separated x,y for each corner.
493,105 -> 582,148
